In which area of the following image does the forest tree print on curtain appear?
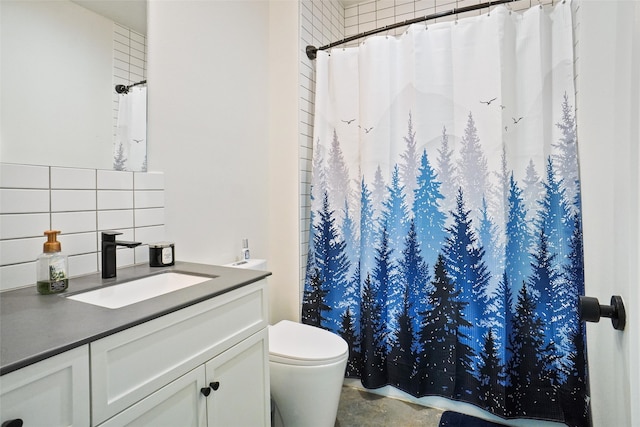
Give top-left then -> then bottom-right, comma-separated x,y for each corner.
302,2 -> 590,426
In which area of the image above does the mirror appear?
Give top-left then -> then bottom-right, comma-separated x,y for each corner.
0,0 -> 146,170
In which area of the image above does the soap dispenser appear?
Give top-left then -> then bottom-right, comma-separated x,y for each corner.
36,230 -> 69,295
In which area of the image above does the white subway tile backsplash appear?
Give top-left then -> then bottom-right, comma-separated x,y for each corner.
97,248 -> 135,272
135,246 -> 150,264
135,208 -> 165,227
134,172 -> 164,190
115,228 -> 136,242
134,225 -> 166,246
0,213 -> 50,240
133,225 -> 164,264
69,253 -> 98,278
0,163 -> 165,291
134,191 -> 165,209
52,211 -> 97,234
0,237 -> 42,265
0,263 -> 35,291
98,209 -> 134,230
97,170 -> 134,190
115,248 -> 136,269
51,167 -> 96,189
0,189 -> 50,214
51,190 -> 96,212
58,232 -> 98,256
0,164 -> 49,189
98,190 -> 134,210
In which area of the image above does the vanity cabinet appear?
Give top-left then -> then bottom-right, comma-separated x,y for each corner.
99,329 -> 269,427
0,278 -> 269,427
91,279 -> 269,426
0,345 -> 90,426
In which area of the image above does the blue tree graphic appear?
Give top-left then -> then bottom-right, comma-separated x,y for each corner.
380,165 -> 410,261
413,149 -> 447,271
360,178 -> 377,280
313,192 -> 350,333
397,219 -> 430,353
506,173 -> 533,304
443,188 -> 491,353
304,98 -> 589,425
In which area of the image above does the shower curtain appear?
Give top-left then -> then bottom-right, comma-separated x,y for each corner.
114,85 -> 147,172
302,2 -> 590,425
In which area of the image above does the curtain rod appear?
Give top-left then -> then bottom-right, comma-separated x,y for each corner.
115,79 -> 147,94
306,0 -> 521,60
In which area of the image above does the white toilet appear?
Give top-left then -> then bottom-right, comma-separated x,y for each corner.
224,259 -> 348,426
269,320 -> 348,427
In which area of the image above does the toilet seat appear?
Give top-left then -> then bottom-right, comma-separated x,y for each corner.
269,320 -> 348,366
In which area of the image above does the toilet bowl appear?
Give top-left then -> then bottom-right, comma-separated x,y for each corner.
222,260 -> 348,426
269,320 -> 348,427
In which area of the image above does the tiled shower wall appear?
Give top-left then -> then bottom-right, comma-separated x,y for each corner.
0,164 -> 165,292
299,0 -> 345,299
298,0 -> 564,300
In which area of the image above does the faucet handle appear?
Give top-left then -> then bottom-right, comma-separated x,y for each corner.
102,231 -> 123,242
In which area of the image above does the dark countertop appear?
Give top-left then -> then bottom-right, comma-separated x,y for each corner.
0,261 -> 271,375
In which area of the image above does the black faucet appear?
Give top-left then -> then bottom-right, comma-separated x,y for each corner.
101,231 -> 142,279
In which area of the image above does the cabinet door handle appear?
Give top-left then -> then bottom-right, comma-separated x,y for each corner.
210,381 -> 220,391
2,420 -> 24,427
200,387 -> 212,397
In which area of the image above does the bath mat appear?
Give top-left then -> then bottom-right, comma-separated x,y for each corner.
438,411 -> 508,427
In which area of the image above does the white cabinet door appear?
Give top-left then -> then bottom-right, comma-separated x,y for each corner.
99,366 -> 207,427
206,328 -> 270,427
91,280 -> 268,425
99,329 -> 269,427
0,346 -> 90,427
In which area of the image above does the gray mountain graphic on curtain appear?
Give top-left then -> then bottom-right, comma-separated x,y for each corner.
302,96 -> 590,425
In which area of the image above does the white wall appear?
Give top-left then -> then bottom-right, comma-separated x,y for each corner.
148,0 -> 269,264
0,0 -> 114,170
268,0 -> 302,323
147,0 -> 300,324
577,1 -> 640,426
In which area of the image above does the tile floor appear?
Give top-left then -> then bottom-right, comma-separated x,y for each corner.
335,385 -> 444,427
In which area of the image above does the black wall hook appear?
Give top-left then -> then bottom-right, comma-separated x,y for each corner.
579,295 -> 626,331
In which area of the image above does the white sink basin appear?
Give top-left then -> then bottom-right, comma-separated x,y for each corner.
67,272 -> 214,309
